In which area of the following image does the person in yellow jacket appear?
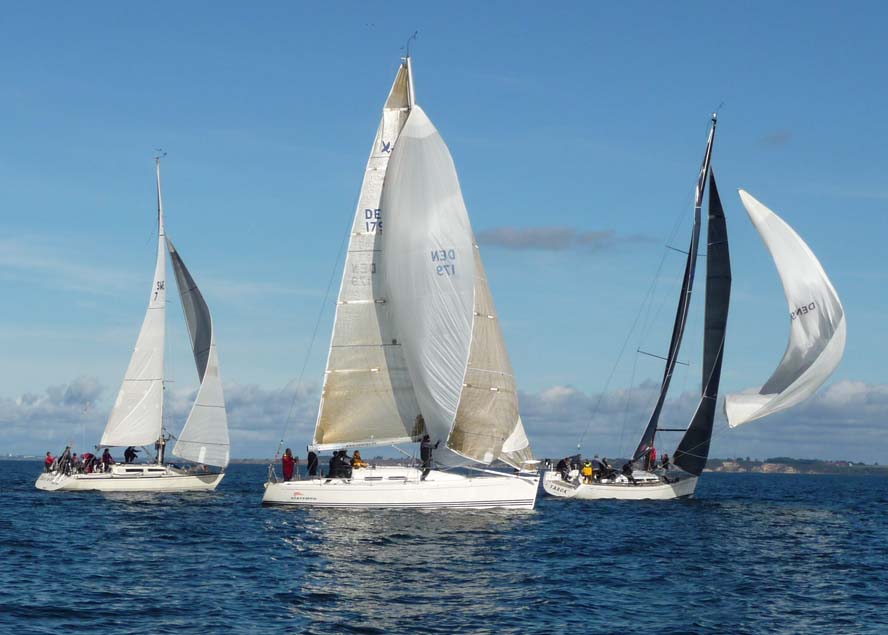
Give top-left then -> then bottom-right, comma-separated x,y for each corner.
352,450 -> 369,469
581,460 -> 594,484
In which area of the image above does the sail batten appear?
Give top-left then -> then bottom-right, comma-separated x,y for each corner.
724,191 -> 846,427
167,239 -> 230,468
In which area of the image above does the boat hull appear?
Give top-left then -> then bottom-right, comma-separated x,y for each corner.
262,466 -> 539,509
35,464 -> 224,492
542,469 -> 697,500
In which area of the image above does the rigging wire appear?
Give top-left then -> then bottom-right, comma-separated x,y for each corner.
272,198 -> 357,464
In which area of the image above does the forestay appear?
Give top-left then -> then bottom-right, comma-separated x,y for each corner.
382,105 -> 532,469
168,239 -> 230,467
724,190 -> 846,427
312,61 -> 424,451
100,201 -> 166,448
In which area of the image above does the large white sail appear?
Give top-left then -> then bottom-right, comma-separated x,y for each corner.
167,239 -> 230,467
382,104 -> 532,468
100,193 -> 166,448
725,190 -> 846,427
312,61 -> 424,451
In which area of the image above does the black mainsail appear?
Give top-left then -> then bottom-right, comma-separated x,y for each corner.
632,117 -> 717,463
673,170 -> 731,475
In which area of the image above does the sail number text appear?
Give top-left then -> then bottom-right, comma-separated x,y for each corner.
364,208 -> 382,233
153,280 -> 164,301
790,302 -> 817,320
431,248 -> 457,276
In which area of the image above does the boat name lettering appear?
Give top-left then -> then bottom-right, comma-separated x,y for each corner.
364,208 -> 382,233
790,302 -> 817,320
350,262 -> 376,286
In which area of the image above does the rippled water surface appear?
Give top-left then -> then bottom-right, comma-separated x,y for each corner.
2,461 -> 886,634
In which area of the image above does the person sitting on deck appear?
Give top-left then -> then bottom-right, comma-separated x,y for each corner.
307,451 -> 318,477
44,452 -> 55,472
71,453 -> 81,472
339,451 -> 353,478
282,448 -> 296,482
621,461 -> 636,484
351,450 -> 368,469
81,452 -> 95,473
581,460 -> 594,484
661,453 -> 670,470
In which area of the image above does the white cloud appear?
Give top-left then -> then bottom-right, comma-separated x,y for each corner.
2,377 -> 885,464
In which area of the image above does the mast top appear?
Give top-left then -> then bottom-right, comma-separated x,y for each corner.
401,30 -> 418,60
154,149 -> 166,235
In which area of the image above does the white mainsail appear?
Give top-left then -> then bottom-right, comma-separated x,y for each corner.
311,60 -> 424,451
167,239 -> 230,467
100,168 -> 167,448
381,104 -> 532,468
725,190 -> 846,427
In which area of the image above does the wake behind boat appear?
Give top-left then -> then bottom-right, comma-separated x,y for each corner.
36,157 -> 230,493
263,55 -> 539,510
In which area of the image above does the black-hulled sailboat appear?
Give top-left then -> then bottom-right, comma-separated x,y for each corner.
543,114 -> 731,500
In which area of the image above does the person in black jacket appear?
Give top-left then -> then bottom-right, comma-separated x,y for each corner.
307,451 -> 319,477
420,435 -> 440,481
328,453 -> 339,478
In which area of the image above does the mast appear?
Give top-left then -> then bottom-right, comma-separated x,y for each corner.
155,154 -> 166,465
632,115 -> 717,464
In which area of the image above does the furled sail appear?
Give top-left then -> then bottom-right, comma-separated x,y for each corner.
673,171 -> 731,475
167,239 -> 230,467
632,118 -> 716,463
311,60 -> 424,451
100,170 -> 166,448
724,190 -> 846,427
382,104 -> 532,468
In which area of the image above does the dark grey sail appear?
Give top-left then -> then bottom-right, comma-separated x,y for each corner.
632,117 -> 717,463
167,239 -> 211,381
673,171 -> 731,475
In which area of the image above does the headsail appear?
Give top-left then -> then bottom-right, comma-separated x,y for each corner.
311,60 -> 423,451
632,117 -> 716,463
382,103 -> 532,468
100,161 -> 167,448
724,191 -> 846,427
673,171 -> 731,475
167,239 -> 230,467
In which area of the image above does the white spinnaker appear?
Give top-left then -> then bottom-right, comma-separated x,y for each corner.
312,61 -> 424,451
725,190 -> 846,427
100,224 -> 166,447
382,106 -> 475,464
167,239 -> 230,468
382,105 -> 532,468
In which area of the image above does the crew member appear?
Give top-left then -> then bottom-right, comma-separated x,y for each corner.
282,448 -> 295,481
420,435 -> 440,481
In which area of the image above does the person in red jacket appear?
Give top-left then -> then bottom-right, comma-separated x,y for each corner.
44,451 -> 55,472
282,448 -> 296,482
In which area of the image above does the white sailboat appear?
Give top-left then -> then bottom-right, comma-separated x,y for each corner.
724,190 -> 846,427
544,115 -> 731,500
36,158 -> 230,492
262,56 -> 539,509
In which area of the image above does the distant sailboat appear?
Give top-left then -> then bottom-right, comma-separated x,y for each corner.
262,56 -> 539,509
36,158 -> 230,492
544,115 -> 731,500
724,191 -> 846,426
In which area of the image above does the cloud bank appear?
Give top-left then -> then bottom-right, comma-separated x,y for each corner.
3,377 -> 885,464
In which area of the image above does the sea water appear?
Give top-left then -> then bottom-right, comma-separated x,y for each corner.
1,461 -> 885,634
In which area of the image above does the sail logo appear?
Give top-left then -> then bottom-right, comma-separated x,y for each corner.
364,208 -> 382,233
431,248 -> 457,276
381,140 -> 391,153
790,302 -> 817,320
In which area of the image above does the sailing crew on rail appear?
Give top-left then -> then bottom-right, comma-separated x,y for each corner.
101,448 -> 114,471
352,450 -> 368,469
44,452 -> 54,472
307,451 -> 318,477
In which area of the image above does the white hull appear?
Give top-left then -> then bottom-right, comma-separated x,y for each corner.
35,464 -> 224,492
262,466 -> 539,509
542,469 -> 697,500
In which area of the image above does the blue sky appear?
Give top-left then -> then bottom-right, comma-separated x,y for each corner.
1,1 -> 886,461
